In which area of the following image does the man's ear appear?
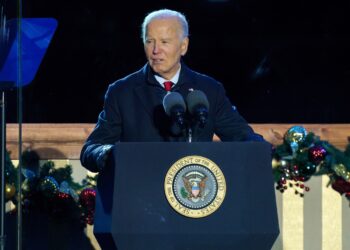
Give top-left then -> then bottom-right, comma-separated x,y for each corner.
181,37 -> 189,56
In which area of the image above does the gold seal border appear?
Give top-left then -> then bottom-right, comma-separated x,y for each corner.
164,155 -> 226,218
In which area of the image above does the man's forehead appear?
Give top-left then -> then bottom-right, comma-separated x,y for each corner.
147,19 -> 182,33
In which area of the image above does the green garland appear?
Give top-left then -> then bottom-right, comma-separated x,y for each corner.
272,125 -> 350,200
4,150 -> 97,225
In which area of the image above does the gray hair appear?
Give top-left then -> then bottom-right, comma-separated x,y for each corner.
141,9 -> 189,43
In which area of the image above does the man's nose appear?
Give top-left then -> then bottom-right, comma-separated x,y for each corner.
153,42 -> 160,54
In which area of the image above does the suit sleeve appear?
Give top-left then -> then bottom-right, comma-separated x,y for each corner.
213,83 -> 264,142
80,84 -> 122,172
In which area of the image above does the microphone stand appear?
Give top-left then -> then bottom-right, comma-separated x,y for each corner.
0,82 -> 14,250
0,89 -> 6,250
187,127 -> 192,143
186,113 -> 208,143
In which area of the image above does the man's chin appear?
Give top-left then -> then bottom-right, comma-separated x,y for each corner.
150,66 -> 166,76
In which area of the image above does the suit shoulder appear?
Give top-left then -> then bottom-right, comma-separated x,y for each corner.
108,68 -> 144,92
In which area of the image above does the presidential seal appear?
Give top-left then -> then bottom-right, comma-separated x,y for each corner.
164,155 -> 226,218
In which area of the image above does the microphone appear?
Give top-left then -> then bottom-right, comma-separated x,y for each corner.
163,92 -> 187,130
186,90 -> 209,126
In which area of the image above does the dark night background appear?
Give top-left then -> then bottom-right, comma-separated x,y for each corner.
3,0 -> 350,123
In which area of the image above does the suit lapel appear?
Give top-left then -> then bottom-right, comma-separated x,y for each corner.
133,65 -> 163,117
173,64 -> 195,90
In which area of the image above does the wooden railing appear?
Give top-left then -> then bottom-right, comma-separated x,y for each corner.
6,123 -> 350,159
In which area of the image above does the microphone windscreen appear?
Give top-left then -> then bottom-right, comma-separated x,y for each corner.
186,90 -> 209,114
163,92 -> 186,116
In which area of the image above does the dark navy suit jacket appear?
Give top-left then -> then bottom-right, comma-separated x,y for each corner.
80,63 -> 263,172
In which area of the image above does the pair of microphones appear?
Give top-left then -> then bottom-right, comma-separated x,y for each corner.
162,90 -> 209,138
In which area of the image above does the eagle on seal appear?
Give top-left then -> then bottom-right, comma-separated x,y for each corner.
182,176 -> 208,199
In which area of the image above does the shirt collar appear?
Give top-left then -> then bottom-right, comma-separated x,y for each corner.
154,65 -> 181,88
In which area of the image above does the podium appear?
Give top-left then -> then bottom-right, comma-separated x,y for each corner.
94,142 -> 279,250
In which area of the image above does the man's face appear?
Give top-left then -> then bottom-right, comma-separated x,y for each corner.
144,18 -> 189,80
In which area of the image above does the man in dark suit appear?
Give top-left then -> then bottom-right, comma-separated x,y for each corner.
80,9 -> 263,172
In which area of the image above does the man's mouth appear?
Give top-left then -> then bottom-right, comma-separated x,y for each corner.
152,59 -> 164,64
